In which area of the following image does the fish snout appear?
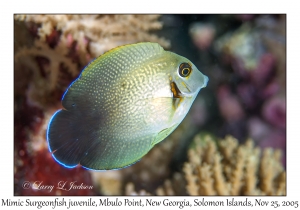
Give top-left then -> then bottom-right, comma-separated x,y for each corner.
203,75 -> 209,88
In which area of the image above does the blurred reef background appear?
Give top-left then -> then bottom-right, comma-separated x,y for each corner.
14,14 -> 286,196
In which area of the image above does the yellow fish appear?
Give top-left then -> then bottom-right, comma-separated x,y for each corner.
47,42 -> 208,170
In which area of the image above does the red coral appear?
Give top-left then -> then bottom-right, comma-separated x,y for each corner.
14,101 -> 95,195
20,150 -> 95,196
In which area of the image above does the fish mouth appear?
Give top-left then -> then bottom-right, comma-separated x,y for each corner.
203,75 -> 209,88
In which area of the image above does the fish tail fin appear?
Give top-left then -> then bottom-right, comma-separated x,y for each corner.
47,109 -> 93,168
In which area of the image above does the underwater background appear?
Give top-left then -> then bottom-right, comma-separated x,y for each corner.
14,14 -> 286,195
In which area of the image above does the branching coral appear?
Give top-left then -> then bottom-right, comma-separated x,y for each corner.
183,134 -> 286,196
125,182 -> 151,196
155,172 -> 186,196
90,170 -> 123,196
125,171 -> 186,196
15,15 -> 170,65
14,15 -> 170,108
15,39 -> 78,108
125,134 -> 286,196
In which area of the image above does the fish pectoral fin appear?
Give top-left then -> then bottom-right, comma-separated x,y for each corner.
151,124 -> 178,147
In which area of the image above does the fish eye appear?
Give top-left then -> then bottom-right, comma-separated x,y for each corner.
179,63 -> 192,77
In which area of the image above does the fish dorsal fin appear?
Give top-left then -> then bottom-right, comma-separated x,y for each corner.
103,42 -> 164,60
81,42 -> 164,77
62,42 -> 165,111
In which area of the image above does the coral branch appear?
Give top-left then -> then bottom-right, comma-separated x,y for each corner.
182,134 -> 286,196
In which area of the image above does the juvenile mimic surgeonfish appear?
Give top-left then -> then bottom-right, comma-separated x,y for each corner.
47,42 -> 208,170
